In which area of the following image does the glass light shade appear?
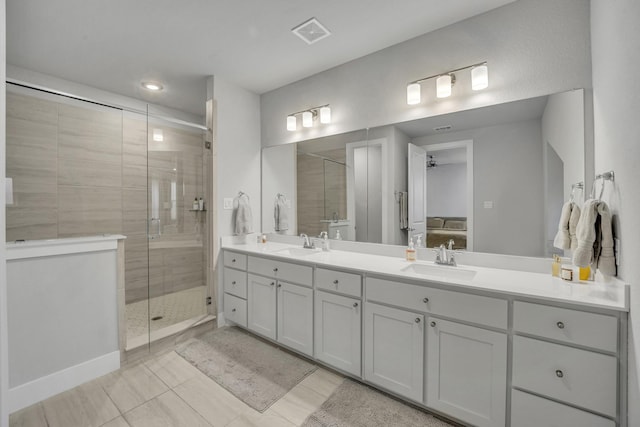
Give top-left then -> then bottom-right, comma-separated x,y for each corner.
436,75 -> 452,98
320,106 -> 331,124
287,115 -> 297,131
471,64 -> 489,90
407,83 -> 421,105
302,111 -> 313,128
152,128 -> 164,142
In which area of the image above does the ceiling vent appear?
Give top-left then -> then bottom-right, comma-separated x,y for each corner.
433,125 -> 453,132
292,18 -> 331,45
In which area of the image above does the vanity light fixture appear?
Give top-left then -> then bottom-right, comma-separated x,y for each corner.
286,104 -> 331,131
406,61 -> 488,104
141,81 -> 164,91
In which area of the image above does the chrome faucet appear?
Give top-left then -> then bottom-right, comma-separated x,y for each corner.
434,239 -> 457,266
300,233 -> 314,249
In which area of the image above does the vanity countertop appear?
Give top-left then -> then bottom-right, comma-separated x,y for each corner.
222,241 -> 629,312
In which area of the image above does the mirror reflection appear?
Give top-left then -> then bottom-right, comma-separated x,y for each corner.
262,89 -> 588,258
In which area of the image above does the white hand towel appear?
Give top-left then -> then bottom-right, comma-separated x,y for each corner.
274,196 -> 289,231
233,194 -> 253,235
568,203 -> 581,250
596,201 -> 616,276
553,201 -> 573,250
572,199 -> 599,267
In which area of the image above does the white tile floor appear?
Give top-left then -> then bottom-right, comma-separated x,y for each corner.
126,286 -> 208,349
9,350 -> 344,427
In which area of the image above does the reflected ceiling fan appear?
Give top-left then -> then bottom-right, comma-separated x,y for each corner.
427,155 -> 437,168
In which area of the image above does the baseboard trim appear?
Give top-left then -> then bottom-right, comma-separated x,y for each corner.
8,351 -> 120,413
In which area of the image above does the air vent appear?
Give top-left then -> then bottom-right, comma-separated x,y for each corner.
433,125 -> 452,132
292,18 -> 331,45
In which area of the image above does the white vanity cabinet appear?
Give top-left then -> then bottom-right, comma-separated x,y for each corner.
223,251 -> 248,327
247,256 -> 314,356
314,268 -> 362,377
511,301 -> 622,426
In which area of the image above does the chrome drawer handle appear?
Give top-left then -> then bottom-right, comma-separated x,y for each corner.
232,281 -> 236,285
270,282 -> 275,286
415,318 -> 421,323
353,302 -> 358,308
333,280 -> 339,285
430,321 -> 436,327
273,267 -> 278,272
232,308 -> 236,312
232,259 -> 236,263
555,370 -> 564,378
278,283 -> 282,288
557,321 -> 565,329
423,297 -> 429,303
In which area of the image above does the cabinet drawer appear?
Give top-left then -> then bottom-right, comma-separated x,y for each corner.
316,268 -> 362,297
248,256 -> 312,287
224,251 -> 247,270
224,267 -> 247,299
511,389 -> 615,427
513,301 -> 617,352
512,336 -> 617,417
224,293 -> 247,327
366,277 -> 507,329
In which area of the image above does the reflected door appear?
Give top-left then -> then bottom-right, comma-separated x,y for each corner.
408,143 -> 427,242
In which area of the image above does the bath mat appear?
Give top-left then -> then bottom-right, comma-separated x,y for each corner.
176,326 -> 317,412
301,379 -> 458,427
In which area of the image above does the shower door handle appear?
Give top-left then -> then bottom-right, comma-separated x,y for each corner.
149,218 -> 162,239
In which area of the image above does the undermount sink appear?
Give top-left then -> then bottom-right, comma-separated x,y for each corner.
272,247 -> 322,257
401,263 -> 477,281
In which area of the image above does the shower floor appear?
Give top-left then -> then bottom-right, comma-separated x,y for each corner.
126,285 -> 208,350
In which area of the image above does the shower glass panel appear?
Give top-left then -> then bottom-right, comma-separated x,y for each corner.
145,111 -> 209,347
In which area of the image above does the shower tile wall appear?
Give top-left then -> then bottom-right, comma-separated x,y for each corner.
6,92 -> 206,305
296,148 -> 346,237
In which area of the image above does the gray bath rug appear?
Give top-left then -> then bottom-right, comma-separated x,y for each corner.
176,326 -> 317,412
301,379 -> 458,427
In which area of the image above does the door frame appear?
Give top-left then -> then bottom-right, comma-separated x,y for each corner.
423,140 -> 474,251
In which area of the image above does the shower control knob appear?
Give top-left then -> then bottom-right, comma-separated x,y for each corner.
557,321 -> 565,329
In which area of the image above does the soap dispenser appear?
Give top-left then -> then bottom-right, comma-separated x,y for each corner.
335,230 -> 342,240
406,237 -> 417,262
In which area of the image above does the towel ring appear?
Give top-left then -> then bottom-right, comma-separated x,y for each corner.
589,171 -> 615,201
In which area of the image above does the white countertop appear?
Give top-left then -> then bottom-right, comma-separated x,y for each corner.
222,241 -> 629,312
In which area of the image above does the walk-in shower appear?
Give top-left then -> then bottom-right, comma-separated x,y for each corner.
5,82 -> 212,352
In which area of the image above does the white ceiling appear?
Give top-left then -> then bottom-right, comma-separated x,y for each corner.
6,0 -> 516,116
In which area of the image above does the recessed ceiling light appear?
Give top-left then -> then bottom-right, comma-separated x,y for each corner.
292,18 -> 331,45
141,81 -> 163,91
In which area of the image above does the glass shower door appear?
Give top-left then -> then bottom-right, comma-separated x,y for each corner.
146,112 -> 209,344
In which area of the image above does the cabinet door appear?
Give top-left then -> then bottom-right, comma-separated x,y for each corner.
427,318 -> 507,427
364,302 -> 424,402
277,281 -> 313,356
315,290 -> 361,376
247,273 -> 276,340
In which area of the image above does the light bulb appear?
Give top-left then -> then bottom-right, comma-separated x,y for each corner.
471,64 -> 489,90
141,81 -> 163,91
320,106 -> 331,124
302,111 -> 313,128
407,83 -> 421,105
287,115 -> 297,131
436,75 -> 452,98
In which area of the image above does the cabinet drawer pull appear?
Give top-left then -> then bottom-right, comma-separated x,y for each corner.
273,267 -> 278,272
353,302 -> 358,308
231,281 -> 236,285
232,308 -> 236,312
557,321 -> 565,329
232,258 -> 236,263
430,321 -> 436,327
555,369 -> 564,378
333,279 -> 339,285
270,282 -> 275,286
277,283 -> 282,288
415,318 -> 421,323
423,297 -> 429,303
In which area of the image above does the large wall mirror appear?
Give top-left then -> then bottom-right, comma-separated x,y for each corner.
262,89 -> 590,258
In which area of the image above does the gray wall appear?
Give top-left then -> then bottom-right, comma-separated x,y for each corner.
414,119 -> 544,257
260,0 -> 592,147
427,163 -> 467,217
591,1 -> 640,424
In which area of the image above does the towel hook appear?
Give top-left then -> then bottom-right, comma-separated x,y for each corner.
590,171 -> 615,201
569,181 -> 584,203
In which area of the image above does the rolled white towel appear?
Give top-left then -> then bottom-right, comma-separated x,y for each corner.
596,201 -> 616,276
572,199 -> 599,267
553,201 -> 573,250
568,203 -> 581,250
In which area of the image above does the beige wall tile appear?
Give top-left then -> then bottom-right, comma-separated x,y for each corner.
58,156 -> 122,188
58,186 -> 123,237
